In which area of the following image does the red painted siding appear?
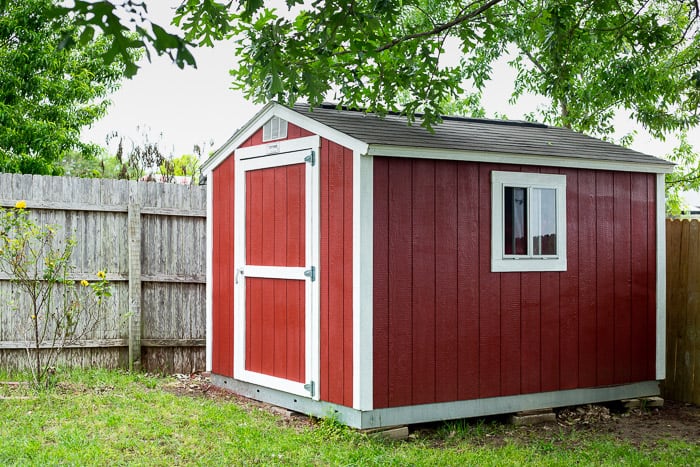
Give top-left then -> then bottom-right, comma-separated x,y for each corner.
373,158 -> 658,408
245,165 -> 305,267
577,170 -> 598,387
456,162 -> 480,400
245,278 -> 305,382
478,163 -> 501,398
244,164 -> 306,383
241,123 -> 314,147
319,139 -> 353,406
211,156 -> 235,377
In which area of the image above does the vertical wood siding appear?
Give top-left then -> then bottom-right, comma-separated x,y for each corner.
245,278 -> 305,382
245,165 -> 305,267
211,157 -> 235,377
244,164 -> 306,383
373,158 -> 657,408
319,139 -> 354,407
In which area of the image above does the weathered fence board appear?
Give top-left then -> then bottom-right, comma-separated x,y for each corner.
0,174 -> 206,374
664,218 -> 700,405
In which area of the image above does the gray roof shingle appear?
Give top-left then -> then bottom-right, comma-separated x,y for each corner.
292,103 -> 673,168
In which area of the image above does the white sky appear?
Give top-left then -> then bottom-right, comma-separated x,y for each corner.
81,2 -> 697,169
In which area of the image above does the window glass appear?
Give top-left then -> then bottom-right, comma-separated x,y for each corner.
532,188 -> 557,255
504,186 -> 527,255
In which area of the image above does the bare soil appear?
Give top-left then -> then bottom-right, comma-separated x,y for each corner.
166,373 -> 700,446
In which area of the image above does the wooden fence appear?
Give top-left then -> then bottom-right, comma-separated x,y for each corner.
664,218 -> 700,405
0,174 -> 206,374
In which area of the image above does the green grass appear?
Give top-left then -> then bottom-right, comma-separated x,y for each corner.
0,369 -> 696,466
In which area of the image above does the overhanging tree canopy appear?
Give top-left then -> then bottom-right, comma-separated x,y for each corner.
57,1 -> 700,206
61,1 -> 699,136
0,0 -> 131,174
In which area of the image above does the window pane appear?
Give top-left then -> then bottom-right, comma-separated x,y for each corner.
532,188 -> 557,255
504,187 -> 527,255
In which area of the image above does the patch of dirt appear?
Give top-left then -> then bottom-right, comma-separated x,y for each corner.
165,373 -> 700,446
163,373 -> 315,431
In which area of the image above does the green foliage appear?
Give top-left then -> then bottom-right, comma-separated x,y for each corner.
665,133 -> 700,215
0,0 -> 131,175
0,203 -> 111,388
50,0 -> 206,77
168,0 -> 700,137
61,151 -> 105,179
57,2 -> 700,133
160,153 -> 201,183
57,1 -> 700,207
497,0 -> 700,138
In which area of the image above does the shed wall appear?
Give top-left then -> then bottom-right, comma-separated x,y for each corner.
319,139 -> 354,407
211,156 -> 236,377
215,127 -> 354,406
372,158 -> 657,409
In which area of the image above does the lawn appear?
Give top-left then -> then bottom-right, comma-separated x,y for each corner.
0,369 -> 697,466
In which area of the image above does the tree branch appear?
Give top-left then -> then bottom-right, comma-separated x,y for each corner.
375,0 -> 505,53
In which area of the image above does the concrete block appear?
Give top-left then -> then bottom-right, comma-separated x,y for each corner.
362,425 -> 410,440
509,408 -> 556,426
621,398 -> 641,409
642,396 -> 664,407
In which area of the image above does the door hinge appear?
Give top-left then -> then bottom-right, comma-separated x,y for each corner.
304,266 -> 316,282
304,150 -> 315,166
304,381 -> 315,397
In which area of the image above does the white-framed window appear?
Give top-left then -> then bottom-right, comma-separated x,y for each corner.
491,171 -> 567,272
262,116 -> 288,142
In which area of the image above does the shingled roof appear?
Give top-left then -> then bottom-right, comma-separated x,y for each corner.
292,103 -> 673,169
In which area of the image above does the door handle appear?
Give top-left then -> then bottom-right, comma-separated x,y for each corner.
235,268 -> 244,284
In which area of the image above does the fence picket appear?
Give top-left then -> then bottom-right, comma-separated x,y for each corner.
664,219 -> 700,404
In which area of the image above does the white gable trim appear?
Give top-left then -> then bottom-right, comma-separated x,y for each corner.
202,103 -> 369,174
367,145 -> 674,174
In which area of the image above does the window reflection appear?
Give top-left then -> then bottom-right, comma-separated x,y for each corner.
532,188 -> 557,255
504,187 -> 527,255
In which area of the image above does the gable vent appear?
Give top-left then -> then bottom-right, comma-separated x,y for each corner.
262,116 -> 288,142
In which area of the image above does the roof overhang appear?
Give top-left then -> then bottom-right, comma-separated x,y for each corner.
366,144 -> 675,174
201,102 -> 369,174
202,102 -> 674,175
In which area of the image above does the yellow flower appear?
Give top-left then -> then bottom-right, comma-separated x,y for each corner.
97,270 -> 106,279
31,315 -> 36,320
80,280 -> 89,287
14,200 -> 26,209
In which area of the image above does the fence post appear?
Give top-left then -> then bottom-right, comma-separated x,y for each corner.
128,181 -> 142,371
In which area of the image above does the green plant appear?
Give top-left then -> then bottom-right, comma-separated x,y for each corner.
0,202 -> 111,388
316,410 -> 352,441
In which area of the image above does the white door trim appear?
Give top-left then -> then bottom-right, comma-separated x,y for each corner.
233,140 -> 320,400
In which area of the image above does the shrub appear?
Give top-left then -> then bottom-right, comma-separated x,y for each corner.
0,201 -> 111,388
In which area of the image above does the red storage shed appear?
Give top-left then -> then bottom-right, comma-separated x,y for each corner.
202,102 -> 673,429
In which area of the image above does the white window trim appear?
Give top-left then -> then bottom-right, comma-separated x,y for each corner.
491,171 -> 567,272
